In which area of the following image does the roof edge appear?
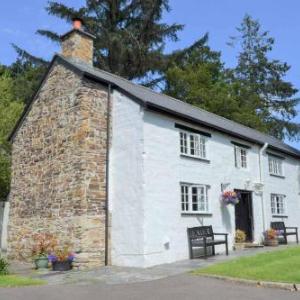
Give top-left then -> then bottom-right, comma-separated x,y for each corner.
7,54 -> 84,142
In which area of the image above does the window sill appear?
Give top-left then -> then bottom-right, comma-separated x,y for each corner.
180,154 -> 210,163
181,212 -> 213,216
272,215 -> 288,219
270,174 -> 285,179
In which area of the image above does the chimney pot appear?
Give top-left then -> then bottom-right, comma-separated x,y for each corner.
72,17 -> 83,30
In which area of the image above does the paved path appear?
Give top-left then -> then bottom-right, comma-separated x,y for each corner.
10,244 -> 296,286
0,274 -> 299,300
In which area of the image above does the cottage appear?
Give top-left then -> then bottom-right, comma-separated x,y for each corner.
4,19 -> 300,268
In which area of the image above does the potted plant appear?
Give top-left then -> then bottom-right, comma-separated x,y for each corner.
264,229 -> 279,246
31,233 -> 57,269
48,247 -> 75,271
234,229 -> 246,250
221,191 -> 240,206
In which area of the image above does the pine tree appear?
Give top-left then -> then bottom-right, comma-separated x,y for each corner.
230,15 -> 299,140
14,0 -> 183,84
164,34 -> 250,123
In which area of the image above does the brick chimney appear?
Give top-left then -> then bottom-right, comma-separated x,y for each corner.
61,17 -> 95,65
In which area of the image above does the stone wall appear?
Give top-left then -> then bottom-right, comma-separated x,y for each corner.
62,32 -> 93,65
7,61 -> 108,268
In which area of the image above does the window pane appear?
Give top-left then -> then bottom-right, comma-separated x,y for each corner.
180,132 -> 187,154
192,187 -> 198,211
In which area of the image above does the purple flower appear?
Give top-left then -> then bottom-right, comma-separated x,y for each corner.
48,254 -> 57,263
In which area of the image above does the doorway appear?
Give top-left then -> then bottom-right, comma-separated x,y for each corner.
235,190 -> 253,242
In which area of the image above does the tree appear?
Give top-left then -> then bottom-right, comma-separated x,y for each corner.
230,15 -> 299,140
164,34 -> 250,122
15,0 -> 183,84
9,58 -> 46,105
0,70 -> 24,200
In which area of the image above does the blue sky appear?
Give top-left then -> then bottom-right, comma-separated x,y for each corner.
1,0 -> 300,148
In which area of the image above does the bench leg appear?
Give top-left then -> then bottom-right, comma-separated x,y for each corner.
212,245 -> 215,256
225,237 -> 229,255
284,234 -> 288,245
296,229 -> 299,244
203,240 -> 207,259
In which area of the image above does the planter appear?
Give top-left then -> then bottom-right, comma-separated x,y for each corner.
264,239 -> 279,247
34,257 -> 49,269
234,243 -> 245,251
52,260 -> 72,271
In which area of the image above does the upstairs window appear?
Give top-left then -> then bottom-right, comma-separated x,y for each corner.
269,156 -> 283,176
181,184 -> 209,213
234,146 -> 248,169
271,194 -> 286,215
180,131 -> 207,159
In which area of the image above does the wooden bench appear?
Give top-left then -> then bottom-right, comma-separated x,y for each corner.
271,222 -> 299,244
187,226 -> 229,259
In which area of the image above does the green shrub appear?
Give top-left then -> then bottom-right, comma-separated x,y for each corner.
0,255 -> 9,275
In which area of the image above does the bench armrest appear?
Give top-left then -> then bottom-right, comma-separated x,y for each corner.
285,227 -> 298,230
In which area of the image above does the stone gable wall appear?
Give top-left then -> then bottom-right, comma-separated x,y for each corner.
7,62 -> 108,268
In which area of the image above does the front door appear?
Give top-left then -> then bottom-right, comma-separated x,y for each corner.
235,191 -> 253,242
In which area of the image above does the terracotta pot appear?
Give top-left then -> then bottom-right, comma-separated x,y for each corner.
264,239 -> 279,246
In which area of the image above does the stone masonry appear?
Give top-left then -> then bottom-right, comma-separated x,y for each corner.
7,61 -> 109,268
62,31 -> 94,65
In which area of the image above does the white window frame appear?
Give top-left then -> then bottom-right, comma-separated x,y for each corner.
271,194 -> 286,216
234,146 -> 248,169
268,156 -> 284,177
179,130 -> 207,159
180,183 -> 210,214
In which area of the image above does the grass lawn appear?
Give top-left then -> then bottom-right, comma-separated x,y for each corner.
0,275 -> 45,287
192,246 -> 300,283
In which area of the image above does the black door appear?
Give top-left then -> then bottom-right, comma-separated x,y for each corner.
235,191 -> 253,242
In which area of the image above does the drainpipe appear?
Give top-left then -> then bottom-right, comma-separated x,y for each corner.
259,143 -> 268,232
105,84 -> 112,266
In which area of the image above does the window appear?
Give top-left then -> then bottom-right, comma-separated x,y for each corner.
271,194 -> 286,215
180,131 -> 207,159
180,184 -> 209,213
269,156 -> 283,176
234,146 -> 248,169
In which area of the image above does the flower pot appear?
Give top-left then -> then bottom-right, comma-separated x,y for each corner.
52,260 -> 72,271
34,257 -> 49,269
264,239 -> 279,246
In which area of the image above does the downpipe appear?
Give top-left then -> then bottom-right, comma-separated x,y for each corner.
259,143 -> 268,232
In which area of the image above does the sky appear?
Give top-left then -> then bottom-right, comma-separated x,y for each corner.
1,0 -> 300,148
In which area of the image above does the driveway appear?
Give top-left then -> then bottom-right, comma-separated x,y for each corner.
0,274 -> 299,300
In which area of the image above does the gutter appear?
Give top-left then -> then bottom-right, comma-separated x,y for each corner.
105,84 -> 112,266
259,143 -> 268,232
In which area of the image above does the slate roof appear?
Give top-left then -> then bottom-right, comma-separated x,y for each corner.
9,54 -> 300,158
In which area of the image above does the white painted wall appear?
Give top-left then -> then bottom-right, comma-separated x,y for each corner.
0,202 -> 9,251
109,91 -> 146,267
110,93 -> 300,268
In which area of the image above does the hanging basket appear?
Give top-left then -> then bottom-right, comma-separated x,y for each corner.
221,191 -> 240,206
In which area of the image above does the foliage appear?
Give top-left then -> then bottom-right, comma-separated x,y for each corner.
0,275 -> 45,287
235,230 -> 246,243
31,233 -> 58,258
221,191 -> 240,206
164,15 -> 300,141
48,247 -> 75,263
0,70 -> 24,201
16,0 -> 184,85
193,246 -> 300,283
0,256 -> 9,275
264,229 -> 278,240
230,14 -> 300,140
